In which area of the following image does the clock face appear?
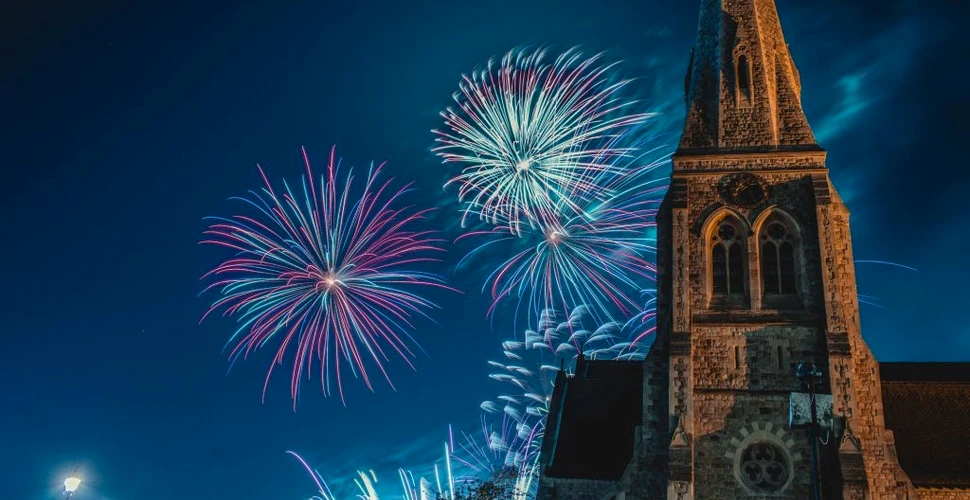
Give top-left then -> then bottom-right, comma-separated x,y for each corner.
721,173 -> 769,208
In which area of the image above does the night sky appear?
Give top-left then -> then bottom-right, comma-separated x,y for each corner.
2,0 -> 969,498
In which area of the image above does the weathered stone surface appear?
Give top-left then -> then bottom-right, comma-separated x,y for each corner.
679,0 -> 817,151
535,477 -> 618,500
915,488 -> 970,499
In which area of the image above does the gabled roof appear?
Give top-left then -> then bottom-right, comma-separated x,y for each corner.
880,362 -> 970,489
541,357 -> 642,481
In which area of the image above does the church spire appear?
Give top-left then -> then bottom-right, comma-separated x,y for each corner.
679,0 -> 819,152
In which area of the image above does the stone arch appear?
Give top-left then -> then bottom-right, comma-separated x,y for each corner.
752,207 -> 806,308
751,205 -> 802,237
733,42 -> 753,105
725,421 -> 802,495
702,208 -> 750,307
700,206 -> 752,240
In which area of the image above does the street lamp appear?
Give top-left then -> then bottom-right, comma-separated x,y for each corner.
794,363 -> 823,500
63,475 -> 81,498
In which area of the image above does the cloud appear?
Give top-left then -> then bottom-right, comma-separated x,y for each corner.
814,71 -> 874,145
801,4 -> 949,145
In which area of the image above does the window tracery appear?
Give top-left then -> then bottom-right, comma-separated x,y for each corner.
760,220 -> 797,295
711,220 -> 745,296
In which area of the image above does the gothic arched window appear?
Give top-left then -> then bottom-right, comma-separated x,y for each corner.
760,220 -> 797,295
737,54 -> 752,101
711,220 -> 745,296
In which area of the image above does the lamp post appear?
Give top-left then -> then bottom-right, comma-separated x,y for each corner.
795,363 -> 823,500
63,475 -> 81,499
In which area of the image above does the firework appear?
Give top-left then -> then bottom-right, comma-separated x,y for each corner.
288,441 -> 455,500
399,469 -> 422,500
287,451 -> 381,500
457,152 -> 666,327
435,47 -> 653,234
448,420 -> 531,500
453,306 -> 648,499
451,414 -> 529,482
480,305 -> 646,444
483,305 -> 643,412
628,288 -> 658,348
201,147 -> 451,405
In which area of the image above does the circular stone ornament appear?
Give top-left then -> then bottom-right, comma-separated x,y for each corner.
737,441 -> 791,493
720,173 -> 770,208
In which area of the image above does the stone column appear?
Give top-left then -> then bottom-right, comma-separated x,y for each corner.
667,204 -> 694,500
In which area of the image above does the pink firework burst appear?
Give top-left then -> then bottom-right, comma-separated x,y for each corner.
201,146 -> 453,406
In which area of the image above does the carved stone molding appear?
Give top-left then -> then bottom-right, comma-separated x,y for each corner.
670,413 -> 692,448
668,480 -> 692,500
725,421 -> 801,495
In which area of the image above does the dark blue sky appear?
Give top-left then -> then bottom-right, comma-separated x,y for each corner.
2,0 -> 968,498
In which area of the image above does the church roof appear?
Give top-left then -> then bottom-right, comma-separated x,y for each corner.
541,357 -> 642,481
880,362 -> 970,489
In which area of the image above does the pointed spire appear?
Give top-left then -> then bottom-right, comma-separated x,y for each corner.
679,0 -> 819,153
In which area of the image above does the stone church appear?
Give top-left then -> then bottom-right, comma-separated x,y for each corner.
536,0 -> 970,498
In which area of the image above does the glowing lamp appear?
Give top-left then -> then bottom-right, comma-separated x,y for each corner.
64,476 -> 81,493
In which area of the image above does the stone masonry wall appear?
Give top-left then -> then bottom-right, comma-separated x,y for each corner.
718,0 -> 777,149
679,0 -> 719,150
692,325 -> 819,392
537,477 -> 617,500
680,0 -> 817,150
753,0 -> 816,146
692,392 -> 813,499
617,340 -> 670,499
690,324 -> 819,499
672,152 -> 826,172
916,488 -> 970,499
652,161 -> 834,499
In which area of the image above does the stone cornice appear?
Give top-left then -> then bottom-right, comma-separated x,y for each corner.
672,149 -> 828,173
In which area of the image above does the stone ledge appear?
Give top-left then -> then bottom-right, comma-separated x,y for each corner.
672,149 -> 827,173
693,311 -> 819,325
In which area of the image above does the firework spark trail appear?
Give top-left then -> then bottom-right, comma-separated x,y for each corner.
399,469 -> 420,500
450,306 -> 649,499
288,452 -> 438,500
435,47 -> 655,235
451,414 -> 528,483
449,417 -> 535,500
457,142 -> 668,328
483,305 -> 646,442
284,306 -> 654,500
853,259 -> 918,307
288,438 -> 458,500
627,289 -> 658,350
287,450 -> 381,500
287,450 -> 335,499
201,147 -> 453,406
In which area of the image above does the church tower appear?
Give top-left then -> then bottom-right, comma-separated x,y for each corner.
646,0 -> 917,498
537,2 -> 970,498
